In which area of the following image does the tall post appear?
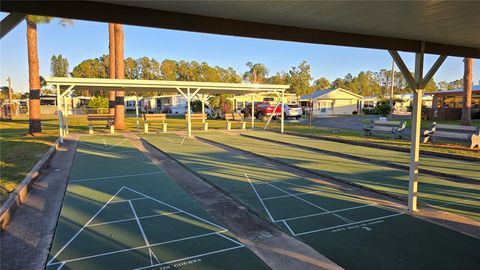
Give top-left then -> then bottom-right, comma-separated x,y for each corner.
201,94 -> 205,123
309,99 -> 313,127
114,24 -> 125,129
187,88 -> 192,137
135,95 -> 139,131
56,84 -> 63,142
281,90 -> 285,133
64,95 -> 69,134
461,58 -> 473,126
7,77 -> 13,118
390,60 -> 395,109
408,52 -> 424,212
251,94 -> 255,130
108,23 -> 116,115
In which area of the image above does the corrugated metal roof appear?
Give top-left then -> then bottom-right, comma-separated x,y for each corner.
431,85 -> 480,95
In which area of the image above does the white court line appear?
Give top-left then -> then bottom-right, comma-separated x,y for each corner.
76,149 -> 139,156
109,197 -> 149,204
180,136 -> 186,146
79,139 -> 128,150
47,187 -> 126,265
295,213 -> 404,236
88,211 -> 182,227
157,136 -> 175,143
122,187 -> 228,231
48,230 -> 228,266
262,189 -> 325,200
70,171 -> 165,183
276,204 -> 377,223
265,182 -> 355,224
282,221 -> 296,235
129,200 -> 160,266
215,232 -> 245,247
244,173 -> 275,222
131,246 -> 245,270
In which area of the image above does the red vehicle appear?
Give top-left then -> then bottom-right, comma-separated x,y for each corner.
242,101 -> 282,121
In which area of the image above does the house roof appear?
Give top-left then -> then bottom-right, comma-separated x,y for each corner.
2,1 -> 479,58
300,88 -> 364,100
430,85 -> 480,95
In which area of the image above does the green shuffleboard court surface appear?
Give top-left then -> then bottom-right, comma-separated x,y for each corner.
200,132 -> 480,221
245,131 -> 480,182
47,135 -> 269,270
142,133 -> 480,270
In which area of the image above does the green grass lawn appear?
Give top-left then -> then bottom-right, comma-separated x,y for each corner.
1,114 -> 478,205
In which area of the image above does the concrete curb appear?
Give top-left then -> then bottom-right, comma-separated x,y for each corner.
0,137 -> 60,230
276,130 -> 480,162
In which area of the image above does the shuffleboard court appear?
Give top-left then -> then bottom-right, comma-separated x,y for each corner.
142,133 -> 480,270
244,131 -> 480,182
199,132 -> 480,221
47,135 -> 269,270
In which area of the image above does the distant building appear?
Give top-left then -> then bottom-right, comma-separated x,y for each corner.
362,93 -> 433,114
427,85 -> 480,120
300,88 -> 363,115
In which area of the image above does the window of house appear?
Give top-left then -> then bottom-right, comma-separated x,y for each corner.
443,96 -> 455,108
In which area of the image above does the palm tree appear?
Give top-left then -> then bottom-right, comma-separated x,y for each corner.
461,58 -> 473,126
26,16 -> 72,135
113,24 -> 125,129
243,62 -> 269,84
108,23 -> 116,115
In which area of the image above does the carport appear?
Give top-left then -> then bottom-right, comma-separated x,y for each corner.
2,1 -> 479,212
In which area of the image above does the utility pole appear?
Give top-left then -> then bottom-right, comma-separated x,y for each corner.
7,77 -> 13,118
390,60 -> 395,110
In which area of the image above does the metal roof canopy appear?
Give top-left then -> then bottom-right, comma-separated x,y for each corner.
47,77 -> 289,95
47,77 -> 289,139
1,1 -> 479,58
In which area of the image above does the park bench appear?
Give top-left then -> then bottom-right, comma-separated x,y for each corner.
143,113 -> 167,133
225,112 -> 246,130
185,113 -> 208,131
423,123 -> 480,149
363,119 -> 406,139
87,114 -> 115,134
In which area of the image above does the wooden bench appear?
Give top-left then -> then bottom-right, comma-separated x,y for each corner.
143,114 -> 167,133
225,112 -> 246,130
185,113 -> 208,131
423,123 -> 479,149
87,114 -> 115,134
363,119 -> 406,139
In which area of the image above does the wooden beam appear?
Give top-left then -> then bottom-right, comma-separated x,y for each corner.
0,12 -> 25,39
1,1 -> 479,58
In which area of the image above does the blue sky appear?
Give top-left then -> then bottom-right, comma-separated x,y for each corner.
1,15 -> 479,93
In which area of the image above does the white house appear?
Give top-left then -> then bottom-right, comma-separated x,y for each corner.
300,88 -> 363,115
139,95 -> 187,114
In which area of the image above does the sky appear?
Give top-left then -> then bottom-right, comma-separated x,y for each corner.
1,14 -> 479,93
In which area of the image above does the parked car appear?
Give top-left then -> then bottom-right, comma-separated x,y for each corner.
241,101 -> 282,121
284,104 -> 303,119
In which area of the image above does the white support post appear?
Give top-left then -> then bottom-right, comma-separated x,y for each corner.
251,94 -> 255,130
407,52 -> 424,212
63,96 -> 69,135
281,90 -> 285,133
56,85 -> 63,141
201,94 -> 205,124
187,88 -> 192,138
135,95 -> 139,132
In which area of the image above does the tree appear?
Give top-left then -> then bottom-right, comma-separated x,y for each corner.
160,59 -> 178,80
268,72 -> 289,85
71,57 -> 109,78
114,24 -> 125,129
87,96 -> 109,113
287,61 -> 312,96
26,16 -> 72,134
50,54 -> 69,77
461,58 -> 473,126
313,77 -> 330,90
108,23 -> 116,115
243,62 -> 269,84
